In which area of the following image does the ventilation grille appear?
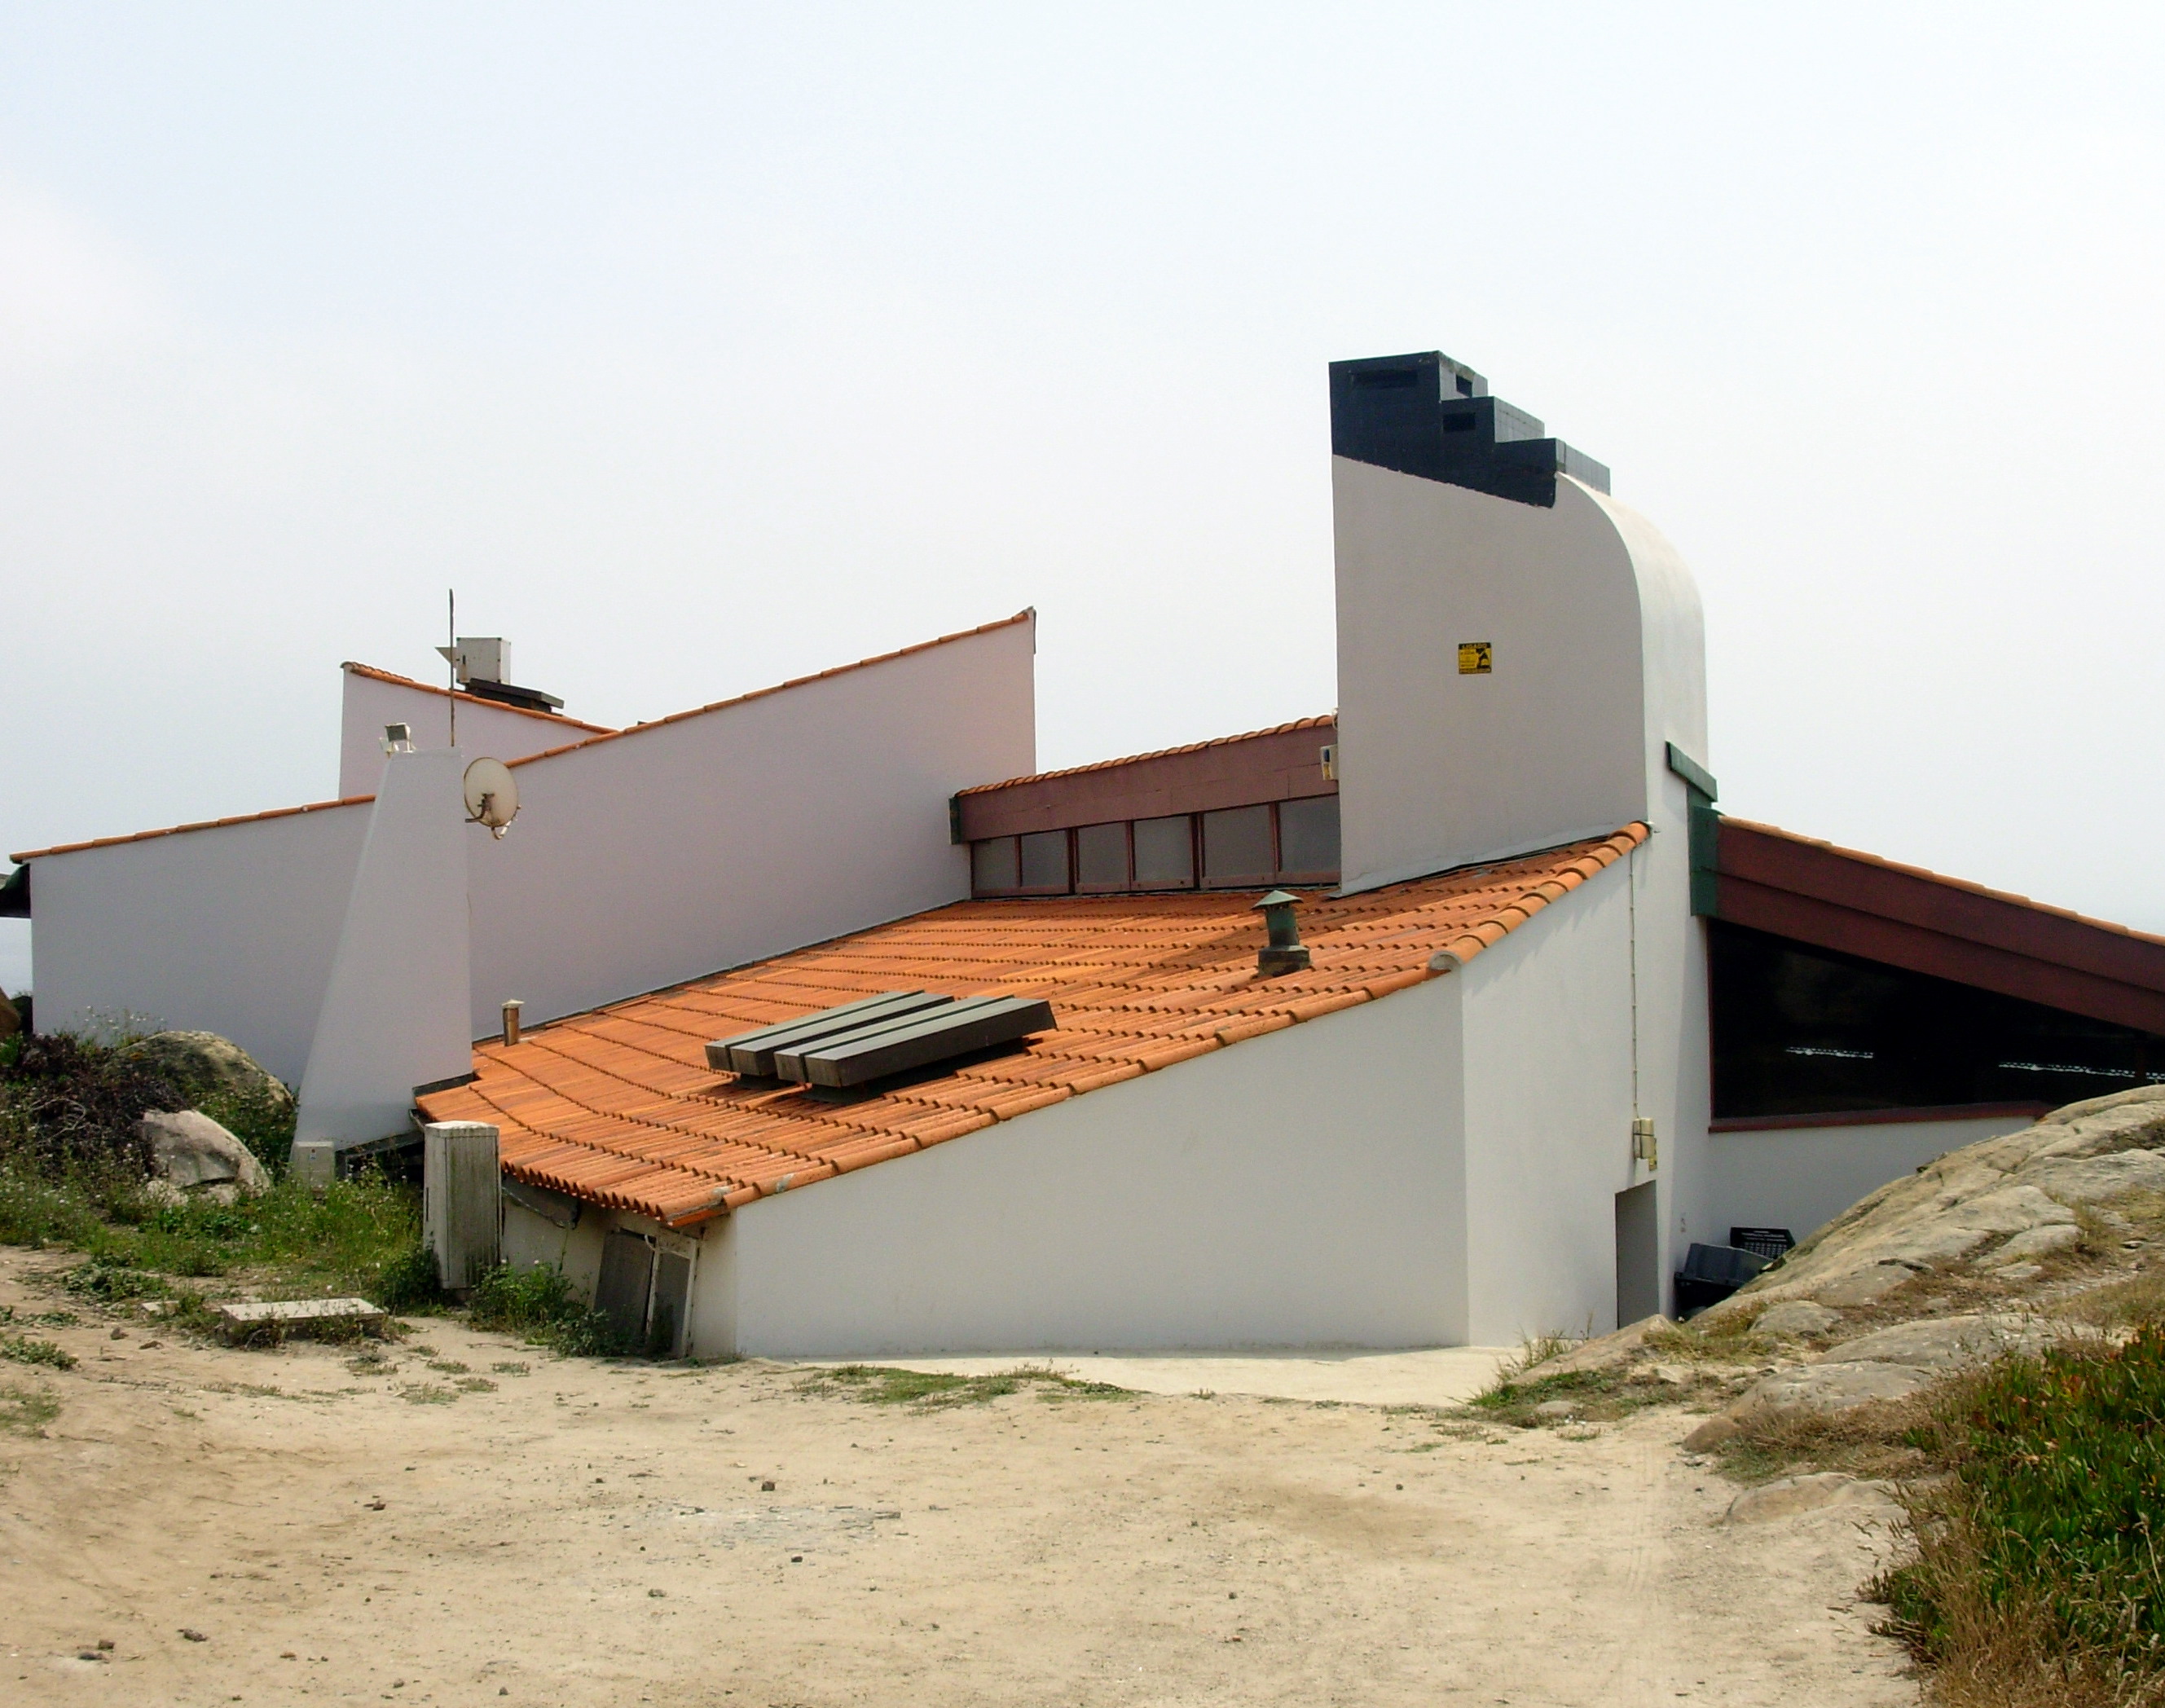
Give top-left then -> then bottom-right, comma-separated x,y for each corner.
708,989 -> 1056,1090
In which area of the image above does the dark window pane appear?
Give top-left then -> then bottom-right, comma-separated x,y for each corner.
1133,815 -> 1195,887
1076,821 -> 1129,889
1019,830 -> 1069,891
1710,919 -> 2165,1119
1202,805 -> 1274,887
1277,795 -> 1340,878
971,837 -> 1019,894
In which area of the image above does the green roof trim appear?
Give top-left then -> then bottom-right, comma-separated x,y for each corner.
1665,742 -> 1718,802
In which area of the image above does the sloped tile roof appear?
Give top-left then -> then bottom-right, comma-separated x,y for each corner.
956,713 -> 1334,797
341,663 -> 618,734
418,825 -> 1648,1228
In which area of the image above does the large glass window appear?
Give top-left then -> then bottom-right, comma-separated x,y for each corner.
1277,795 -> 1340,880
1710,920 -> 2165,1118
970,836 -> 1019,893
1075,821 -> 1129,890
1019,830 -> 1070,891
1132,815 -> 1195,888
1202,805 -> 1274,887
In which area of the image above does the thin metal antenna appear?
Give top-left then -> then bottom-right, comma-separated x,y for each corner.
447,588 -> 457,748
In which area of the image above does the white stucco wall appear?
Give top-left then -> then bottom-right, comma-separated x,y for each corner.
464,615 -> 1036,1035
698,979 -> 1468,1358
1706,1114 -> 2037,1248
503,1195 -> 609,1284
297,749 -> 475,1147
1456,850 -> 1644,1343
338,669 -> 596,799
22,804 -> 370,1083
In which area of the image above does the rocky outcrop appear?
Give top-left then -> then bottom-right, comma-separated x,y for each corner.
1682,1312 -> 2066,1448
1699,1085 -> 2165,1329
120,1032 -> 291,1113
141,1109 -> 267,1202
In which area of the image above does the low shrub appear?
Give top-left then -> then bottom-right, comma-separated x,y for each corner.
1875,1326 -> 2165,1703
0,1032 -> 174,1175
372,1244 -> 445,1314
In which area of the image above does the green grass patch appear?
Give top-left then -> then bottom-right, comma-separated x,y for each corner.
0,1156 -> 423,1305
1870,1327 -> 2165,1701
0,1380 -> 59,1435
795,1363 -> 1131,1409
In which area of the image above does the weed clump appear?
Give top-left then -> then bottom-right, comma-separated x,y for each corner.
0,1380 -> 59,1436
795,1363 -> 1129,1409
468,1262 -> 623,1357
0,1333 -> 74,1370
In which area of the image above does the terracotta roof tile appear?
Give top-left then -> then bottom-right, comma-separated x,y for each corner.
418,824 -> 1648,1226
11,794 -> 376,864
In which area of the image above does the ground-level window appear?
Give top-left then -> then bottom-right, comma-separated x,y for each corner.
1710,920 -> 2165,1119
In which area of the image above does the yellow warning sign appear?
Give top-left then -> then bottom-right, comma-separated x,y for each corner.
1458,641 -> 1493,676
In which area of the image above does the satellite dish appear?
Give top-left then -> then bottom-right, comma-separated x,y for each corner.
463,757 -> 519,839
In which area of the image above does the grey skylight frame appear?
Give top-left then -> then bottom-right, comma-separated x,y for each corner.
706,990 -> 956,1077
788,994 -> 1058,1089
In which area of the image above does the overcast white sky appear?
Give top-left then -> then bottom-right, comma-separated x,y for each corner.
4,4 -> 2163,997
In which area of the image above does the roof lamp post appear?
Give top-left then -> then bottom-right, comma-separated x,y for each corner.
1253,889 -> 1311,977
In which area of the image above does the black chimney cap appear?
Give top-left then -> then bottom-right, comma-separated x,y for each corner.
1329,352 -> 1608,507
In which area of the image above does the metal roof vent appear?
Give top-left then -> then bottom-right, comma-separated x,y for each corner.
708,989 -> 1055,1095
1253,890 -> 1310,976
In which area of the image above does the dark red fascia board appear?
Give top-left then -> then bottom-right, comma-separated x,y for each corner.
958,721 -> 1337,842
1716,821 -> 2165,1036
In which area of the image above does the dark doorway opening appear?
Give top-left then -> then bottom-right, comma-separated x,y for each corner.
1614,1182 -> 1661,1328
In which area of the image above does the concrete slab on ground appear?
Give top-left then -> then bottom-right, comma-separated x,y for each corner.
797,1346 -> 1517,1407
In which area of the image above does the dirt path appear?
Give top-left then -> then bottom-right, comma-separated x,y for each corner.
0,1248 -> 1912,1707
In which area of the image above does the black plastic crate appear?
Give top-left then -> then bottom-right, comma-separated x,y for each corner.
1729,1226 -> 1796,1263
1672,1242 -> 1771,1318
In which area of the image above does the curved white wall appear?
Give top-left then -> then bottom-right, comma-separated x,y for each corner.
1331,462 -> 1706,892
1330,460 -> 1712,1313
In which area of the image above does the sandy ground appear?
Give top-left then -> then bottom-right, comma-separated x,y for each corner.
0,1248 -> 1915,1708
